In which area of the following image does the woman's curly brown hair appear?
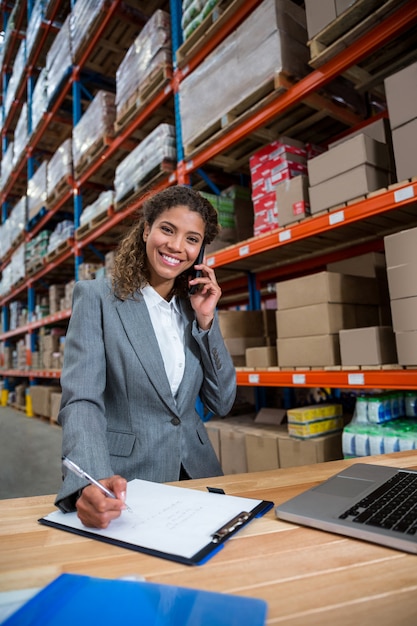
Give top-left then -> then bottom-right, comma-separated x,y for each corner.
112,186 -> 220,300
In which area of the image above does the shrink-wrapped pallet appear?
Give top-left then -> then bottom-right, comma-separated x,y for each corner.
25,230 -> 51,273
46,15 -> 72,106
115,9 -> 171,117
47,138 -> 73,204
72,91 -> 116,172
47,220 -> 74,255
114,123 -> 176,204
181,0 -> 220,41
8,196 -> 27,250
26,0 -> 46,61
0,141 -> 14,192
31,68 -> 48,137
13,103 -> 28,167
70,0 -> 105,58
179,0 -> 309,151
10,244 -> 26,288
80,189 -> 114,226
28,160 -> 48,221
4,39 -> 26,120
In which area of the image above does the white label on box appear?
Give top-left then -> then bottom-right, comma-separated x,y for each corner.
248,374 -> 260,384
348,373 -> 365,386
329,210 -> 345,225
239,245 -> 250,257
394,185 -> 414,203
279,229 -> 292,242
292,374 -> 306,384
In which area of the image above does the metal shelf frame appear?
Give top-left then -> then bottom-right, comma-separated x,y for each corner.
1,0 -> 417,390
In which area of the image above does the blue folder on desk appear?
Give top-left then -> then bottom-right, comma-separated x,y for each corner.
2,573 -> 268,626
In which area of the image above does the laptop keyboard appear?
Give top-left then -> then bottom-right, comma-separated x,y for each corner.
339,471 -> 417,535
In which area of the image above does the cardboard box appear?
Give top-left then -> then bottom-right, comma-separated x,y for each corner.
278,430 -> 343,468
277,334 -> 341,367
329,118 -> 391,149
395,331 -> 417,366
386,264 -> 417,300
390,297 -> 417,332
245,346 -> 278,367
276,302 -> 380,338
384,226 -> 417,268
384,61 -> 417,129
327,251 -> 387,277
275,175 -> 310,227
29,385 -> 61,417
339,326 -> 398,366
309,164 -> 390,213
308,134 -> 390,186
276,271 -> 380,309
255,407 -> 286,425
304,0 -> 336,39
391,117 -> 417,182
244,425 -> 284,472
50,391 -> 62,423
218,311 -> 265,338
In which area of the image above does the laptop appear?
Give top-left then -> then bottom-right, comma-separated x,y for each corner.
275,462 -> 417,554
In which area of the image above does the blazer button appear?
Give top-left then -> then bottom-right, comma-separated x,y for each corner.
171,417 -> 181,426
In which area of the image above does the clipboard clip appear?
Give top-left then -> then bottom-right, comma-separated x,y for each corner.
211,511 -> 250,543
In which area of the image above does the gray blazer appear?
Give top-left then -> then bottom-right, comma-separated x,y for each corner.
55,275 -> 236,511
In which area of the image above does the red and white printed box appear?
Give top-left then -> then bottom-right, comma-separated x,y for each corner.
253,192 -> 279,236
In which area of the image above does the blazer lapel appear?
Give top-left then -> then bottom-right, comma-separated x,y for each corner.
115,294 -> 179,415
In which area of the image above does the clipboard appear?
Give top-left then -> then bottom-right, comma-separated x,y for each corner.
39,478 -> 273,566
2,573 -> 268,625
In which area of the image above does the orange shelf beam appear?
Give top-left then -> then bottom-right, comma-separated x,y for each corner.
237,369 -> 417,391
207,179 -> 417,268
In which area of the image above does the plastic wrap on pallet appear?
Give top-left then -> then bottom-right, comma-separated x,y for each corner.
26,0 -> 47,61
114,123 -> 176,204
70,0 -> 107,59
9,244 -> 26,288
25,230 -> 51,273
181,0 -> 220,40
0,141 -> 14,192
80,189 -> 114,226
115,9 -> 171,113
28,160 -> 48,221
4,39 -> 26,121
46,15 -> 73,105
31,68 -> 48,137
179,0 -> 309,149
47,220 -> 75,255
47,138 -> 73,202
8,196 -> 27,250
72,90 -> 116,171
13,103 -> 28,167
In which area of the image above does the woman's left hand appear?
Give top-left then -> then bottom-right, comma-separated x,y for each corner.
189,263 -> 222,330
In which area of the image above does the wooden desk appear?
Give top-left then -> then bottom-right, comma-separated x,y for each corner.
1,451 -> 417,625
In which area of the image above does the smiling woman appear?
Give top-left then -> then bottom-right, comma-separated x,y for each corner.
55,185 -> 237,530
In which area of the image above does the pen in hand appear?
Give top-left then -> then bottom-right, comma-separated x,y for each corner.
62,456 -> 133,513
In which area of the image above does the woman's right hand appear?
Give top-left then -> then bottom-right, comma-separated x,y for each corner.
76,475 -> 128,528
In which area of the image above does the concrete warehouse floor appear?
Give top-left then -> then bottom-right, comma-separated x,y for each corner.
0,405 -> 63,500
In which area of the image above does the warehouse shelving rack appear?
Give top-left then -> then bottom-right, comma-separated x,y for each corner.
1,0 -> 417,394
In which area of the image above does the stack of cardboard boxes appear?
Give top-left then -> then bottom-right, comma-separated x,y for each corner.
218,310 -> 277,367
384,60 -> 417,184
275,270 -> 381,367
384,226 -> 417,366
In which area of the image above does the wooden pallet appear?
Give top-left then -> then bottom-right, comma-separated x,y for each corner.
184,72 -> 364,170
114,160 -> 176,213
46,176 -> 73,209
26,258 -> 45,277
176,0 -> 245,67
44,239 -> 73,265
75,206 -> 111,241
115,63 -> 173,134
73,5 -> 143,79
308,0 -> 413,95
74,135 -> 114,180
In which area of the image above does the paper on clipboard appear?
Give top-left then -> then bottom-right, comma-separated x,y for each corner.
40,479 -> 273,564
